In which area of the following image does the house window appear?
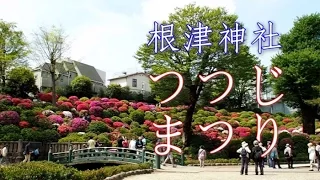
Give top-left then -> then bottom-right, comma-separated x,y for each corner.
132,79 -> 137,87
60,77 -> 63,82
142,82 -> 144,89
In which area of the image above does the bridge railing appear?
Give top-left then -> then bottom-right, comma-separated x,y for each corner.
48,146 -> 185,169
48,146 -> 159,168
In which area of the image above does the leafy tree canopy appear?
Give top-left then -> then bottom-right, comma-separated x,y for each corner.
71,76 -> 93,98
4,67 -> 38,98
135,3 -> 260,146
271,13 -> 320,134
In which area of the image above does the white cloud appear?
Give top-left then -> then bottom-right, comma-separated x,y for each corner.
140,0 -> 236,25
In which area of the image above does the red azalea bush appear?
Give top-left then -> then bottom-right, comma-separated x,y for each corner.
103,118 -> 113,124
77,103 -> 89,111
38,93 -> 53,102
114,101 -> 123,107
60,102 -> 73,109
21,99 -> 32,104
138,105 -> 151,111
282,118 -> 293,124
58,124 -> 72,136
89,106 -> 103,117
70,118 -> 89,132
17,102 -> 33,109
108,98 -> 119,102
118,106 -> 128,112
19,121 -> 30,128
11,98 -> 21,105
48,115 -> 64,124
113,122 -> 124,128
0,111 -> 20,125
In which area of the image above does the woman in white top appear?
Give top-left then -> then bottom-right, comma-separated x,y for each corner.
198,145 -> 207,168
307,142 -> 316,171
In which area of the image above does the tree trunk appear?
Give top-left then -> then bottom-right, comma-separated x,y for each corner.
50,72 -> 57,106
182,99 -> 197,148
50,61 -> 57,106
301,103 -> 316,134
182,84 -> 201,149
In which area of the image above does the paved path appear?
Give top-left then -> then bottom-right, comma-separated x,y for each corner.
124,165 -> 320,180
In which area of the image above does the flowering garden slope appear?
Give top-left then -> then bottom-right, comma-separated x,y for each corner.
0,93 -> 319,160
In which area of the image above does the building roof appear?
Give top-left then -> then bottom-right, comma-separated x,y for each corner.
36,60 -> 105,83
63,61 -> 76,72
108,72 -> 148,81
41,62 -> 67,74
73,61 -> 104,83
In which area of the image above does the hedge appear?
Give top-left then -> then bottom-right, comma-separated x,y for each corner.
0,161 -> 152,180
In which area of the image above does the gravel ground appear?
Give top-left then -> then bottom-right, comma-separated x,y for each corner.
124,166 -> 320,180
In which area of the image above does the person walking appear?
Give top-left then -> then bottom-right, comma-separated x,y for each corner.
259,142 -> 267,168
162,150 -> 176,167
237,141 -> 251,175
23,142 -> 31,163
307,142 -> 316,171
32,148 -> 40,161
198,145 -> 206,168
141,135 -> 147,149
266,141 -> 272,167
284,143 -> 293,169
270,144 -> 282,169
315,142 -> 320,171
252,140 -> 264,175
129,138 -> 137,156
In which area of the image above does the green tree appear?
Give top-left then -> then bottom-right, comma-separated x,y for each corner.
32,26 -> 69,106
0,20 -> 29,91
71,76 -> 93,98
105,84 -> 131,100
135,4 -> 259,147
4,67 -> 38,98
271,13 -> 320,134
150,76 -> 190,106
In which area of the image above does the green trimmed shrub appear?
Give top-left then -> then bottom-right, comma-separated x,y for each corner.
129,110 -> 145,124
0,161 -> 82,180
87,121 -> 110,134
80,163 -> 152,180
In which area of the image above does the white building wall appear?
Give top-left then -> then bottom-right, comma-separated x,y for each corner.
109,78 -> 128,87
126,74 -> 151,93
33,70 -> 42,89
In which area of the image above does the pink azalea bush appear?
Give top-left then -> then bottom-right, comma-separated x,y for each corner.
89,106 -> 103,117
70,118 -> 89,132
90,101 -> 101,107
48,115 -> 64,124
0,111 -> 20,125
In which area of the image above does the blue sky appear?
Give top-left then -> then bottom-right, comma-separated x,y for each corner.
0,0 -> 319,83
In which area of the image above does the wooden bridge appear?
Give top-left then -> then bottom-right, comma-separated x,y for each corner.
48,146 -> 185,169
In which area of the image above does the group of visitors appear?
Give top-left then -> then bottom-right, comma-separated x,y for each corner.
195,140 -> 320,175
22,142 -> 40,163
235,140 -> 320,175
